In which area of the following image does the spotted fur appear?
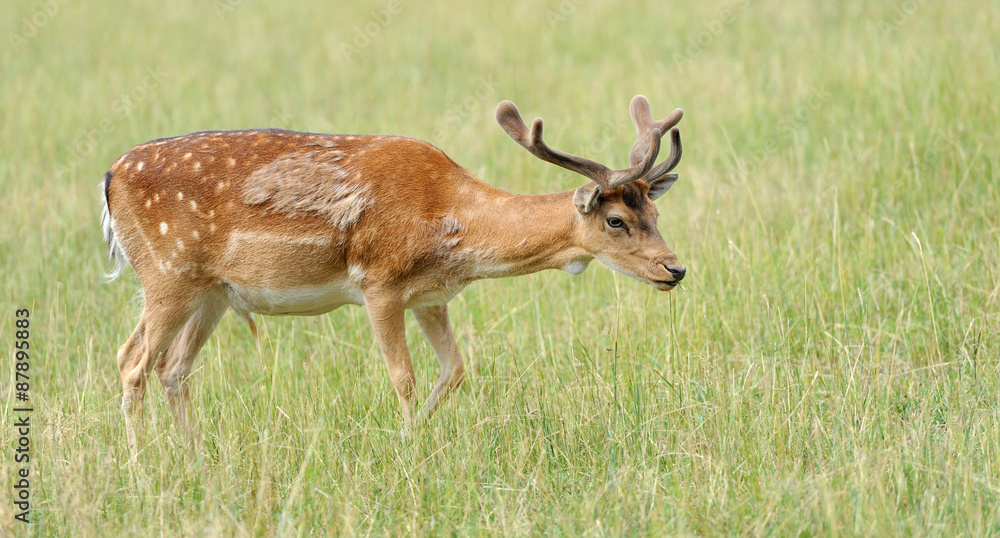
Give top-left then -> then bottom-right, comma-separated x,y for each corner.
103,96 -> 688,458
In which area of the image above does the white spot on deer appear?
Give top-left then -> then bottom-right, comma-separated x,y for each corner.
154,193 -> 160,202
227,157 -> 236,167
137,161 -> 144,171
183,152 -> 192,160
165,260 -> 173,270
455,247 -> 518,278
159,222 -> 169,235
145,199 -> 152,209
123,161 -> 131,171
208,209 -> 215,217
436,217 -> 464,250
441,217 -> 463,236
177,191 -> 184,201
562,259 -> 592,275
243,150 -> 370,229
190,200 -> 198,211
176,239 -> 185,251
217,181 -> 226,191
193,162 -> 201,171
347,264 -> 365,285
209,223 -> 217,232
192,230 -> 200,240
308,138 -> 338,148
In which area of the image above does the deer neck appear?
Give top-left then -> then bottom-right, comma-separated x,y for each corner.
455,187 -> 593,280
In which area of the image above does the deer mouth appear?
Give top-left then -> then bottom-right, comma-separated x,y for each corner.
597,259 -> 681,291
651,280 -> 678,291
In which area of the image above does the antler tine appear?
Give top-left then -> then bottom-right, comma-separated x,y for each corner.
605,131 -> 660,190
496,101 -> 609,186
628,96 -> 683,166
645,127 -> 682,181
496,100 -> 661,191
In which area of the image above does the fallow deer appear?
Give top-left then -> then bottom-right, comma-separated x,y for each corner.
102,95 -> 686,455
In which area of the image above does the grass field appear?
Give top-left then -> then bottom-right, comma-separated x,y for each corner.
2,0 -> 999,535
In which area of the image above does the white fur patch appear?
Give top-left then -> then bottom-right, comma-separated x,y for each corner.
225,280 -> 365,316
562,258 -> 593,275
347,264 -> 365,285
440,217 -> 463,235
242,150 -> 372,229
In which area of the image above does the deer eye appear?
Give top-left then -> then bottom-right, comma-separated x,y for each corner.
606,217 -> 625,229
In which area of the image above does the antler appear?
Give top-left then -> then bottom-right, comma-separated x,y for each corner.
628,95 -> 683,183
495,100 -> 660,192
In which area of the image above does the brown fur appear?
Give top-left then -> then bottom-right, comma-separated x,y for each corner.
104,100 -> 687,458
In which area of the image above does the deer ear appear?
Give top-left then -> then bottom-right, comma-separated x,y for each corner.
647,173 -> 679,201
573,184 -> 602,214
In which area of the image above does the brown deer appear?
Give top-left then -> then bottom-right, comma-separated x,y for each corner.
102,95 -> 686,455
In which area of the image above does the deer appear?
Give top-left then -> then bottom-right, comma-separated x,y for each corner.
101,95 -> 686,456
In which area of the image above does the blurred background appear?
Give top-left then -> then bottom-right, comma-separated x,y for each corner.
1,1 -> 998,534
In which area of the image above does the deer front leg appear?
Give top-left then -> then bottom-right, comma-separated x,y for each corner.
364,292 -> 416,424
412,304 -> 466,423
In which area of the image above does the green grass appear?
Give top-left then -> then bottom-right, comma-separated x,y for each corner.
2,0 -> 999,535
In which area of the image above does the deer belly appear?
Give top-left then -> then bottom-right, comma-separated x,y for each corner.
404,283 -> 469,309
224,280 -> 365,316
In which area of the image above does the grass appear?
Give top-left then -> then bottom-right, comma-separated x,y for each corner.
1,0 -> 999,535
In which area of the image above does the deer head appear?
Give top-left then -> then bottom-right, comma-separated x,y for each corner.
495,95 -> 686,290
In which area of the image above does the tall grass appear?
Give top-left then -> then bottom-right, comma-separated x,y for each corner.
1,0 -> 998,535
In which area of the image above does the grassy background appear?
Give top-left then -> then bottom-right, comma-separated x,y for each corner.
2,0 -> 999,535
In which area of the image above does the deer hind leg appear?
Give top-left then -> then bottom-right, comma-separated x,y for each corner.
154,286 -> 229,446
117,287 -> 205,459
412,304 -> 466,423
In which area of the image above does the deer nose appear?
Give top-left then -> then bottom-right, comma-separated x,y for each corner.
666,265 -> 686,281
